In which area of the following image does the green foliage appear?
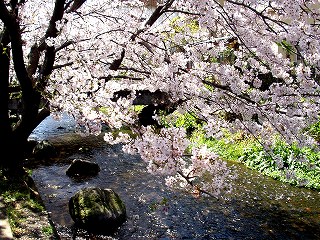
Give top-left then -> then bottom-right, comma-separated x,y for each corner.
215,47 -> 237,64
111,125 -> 137,139
42,225 -> 54,236
148,197 -> 169,212
160,111 -> 203,136
205,133 -> 320,190
0,174 -> 30,204
1,177 -> 44,210
1,43 -> 9,56
305,120 -> 320,142
163,16 -> 200,52
133,105 -> 145,113
162,110 -> 320,191
174,112 -> 203,133
276,39 -> 295,55
0,171 -> 53,237
190,129 -> 257,161
169,16 -> 200,34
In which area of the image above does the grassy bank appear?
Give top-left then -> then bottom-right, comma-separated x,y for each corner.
192,131 -> 320,190
168,112 -> 320,191
0,170 -> 57,239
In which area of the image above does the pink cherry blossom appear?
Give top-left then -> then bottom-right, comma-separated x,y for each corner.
1,0 -> 320,197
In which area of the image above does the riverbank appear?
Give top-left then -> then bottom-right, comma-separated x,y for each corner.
2,131 -> 320,239
30,133 -> 320,240
3,113 -> 320,240
0,171 -> 58,240
0,196 -> 14,240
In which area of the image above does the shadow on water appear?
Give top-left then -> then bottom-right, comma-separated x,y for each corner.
29,115 -> 320,240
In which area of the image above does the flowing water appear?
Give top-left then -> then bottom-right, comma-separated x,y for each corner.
29,115 -> 320,240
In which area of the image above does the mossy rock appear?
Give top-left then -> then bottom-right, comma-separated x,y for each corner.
69,187 -> 126,234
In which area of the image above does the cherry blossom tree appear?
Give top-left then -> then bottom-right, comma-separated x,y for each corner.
1,0 -> 319,196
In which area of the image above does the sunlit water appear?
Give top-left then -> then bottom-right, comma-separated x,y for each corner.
29,115 -> 320,240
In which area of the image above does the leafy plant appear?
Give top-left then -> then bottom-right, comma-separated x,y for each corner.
305,120 -> 320,143
0,171 -> 56,238
42,225 -> 54,236
164,111 -> 320,190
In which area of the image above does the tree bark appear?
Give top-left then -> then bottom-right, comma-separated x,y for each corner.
0,0 -> 51,175
0,29 -> 12,170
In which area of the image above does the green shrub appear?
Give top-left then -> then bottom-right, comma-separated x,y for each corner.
157,110 -> 320,190
202,133 -> 320,190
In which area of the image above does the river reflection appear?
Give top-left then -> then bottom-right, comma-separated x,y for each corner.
30,115 -> 320,240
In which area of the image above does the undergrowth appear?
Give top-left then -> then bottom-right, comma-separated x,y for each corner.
166,111 -> 320,191
0,170 -> 56,238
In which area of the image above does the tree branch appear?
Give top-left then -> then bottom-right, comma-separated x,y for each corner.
53,61 -> 73,69
0,0 -> 33,95
45,0 -> 66,38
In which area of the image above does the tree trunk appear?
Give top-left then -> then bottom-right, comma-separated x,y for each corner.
0,3 -> 52,176
0,37 -> 13,171
0,43 -> 50,175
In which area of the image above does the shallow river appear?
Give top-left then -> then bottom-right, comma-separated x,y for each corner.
29,114 -> 320,240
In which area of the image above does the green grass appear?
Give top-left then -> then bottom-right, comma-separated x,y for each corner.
192,131 -> 320,190
0,169 -> 56,238
42,225 -> 54,236
165,111 -> 320,191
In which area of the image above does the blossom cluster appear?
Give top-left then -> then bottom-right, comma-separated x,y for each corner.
3,0 -> 320,197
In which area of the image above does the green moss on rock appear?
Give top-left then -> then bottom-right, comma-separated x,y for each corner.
69,187 -> 126,234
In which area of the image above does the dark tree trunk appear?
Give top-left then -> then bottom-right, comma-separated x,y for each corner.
0,0 -> 53,176
0,34 -> 12,171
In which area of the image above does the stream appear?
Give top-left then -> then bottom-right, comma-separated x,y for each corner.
29,114 -> 320,240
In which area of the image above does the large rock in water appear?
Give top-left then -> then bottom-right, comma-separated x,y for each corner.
69,187 -> 126,234
66,159 -> 100,179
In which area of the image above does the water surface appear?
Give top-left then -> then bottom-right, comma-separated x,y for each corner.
30,115 -> 320,240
